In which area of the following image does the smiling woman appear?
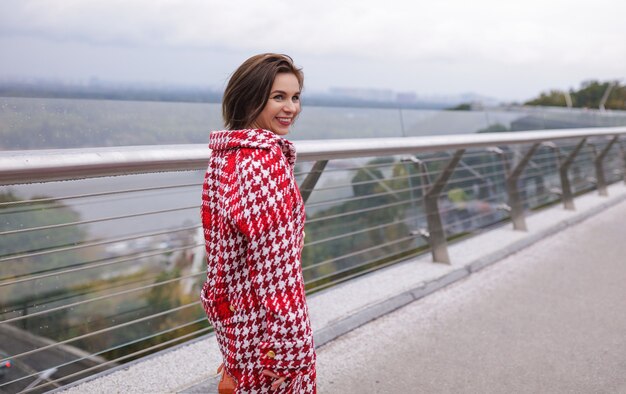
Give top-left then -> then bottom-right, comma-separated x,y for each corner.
251,73 -> 301,136
221,53 -> 304,134
200,54 -> 316,393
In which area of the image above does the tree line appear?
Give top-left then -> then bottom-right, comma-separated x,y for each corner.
524,80 -> 626,110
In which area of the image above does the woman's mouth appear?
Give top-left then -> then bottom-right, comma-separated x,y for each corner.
276,117 -> 292,126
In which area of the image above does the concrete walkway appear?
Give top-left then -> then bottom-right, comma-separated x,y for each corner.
317,199 -> 626,393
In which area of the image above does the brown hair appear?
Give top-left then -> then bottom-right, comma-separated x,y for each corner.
222,53 -> 304,130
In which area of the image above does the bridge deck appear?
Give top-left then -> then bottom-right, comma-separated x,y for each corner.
317,199 -> 626,393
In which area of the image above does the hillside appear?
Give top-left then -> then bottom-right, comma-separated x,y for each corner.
525,80 -> 625,110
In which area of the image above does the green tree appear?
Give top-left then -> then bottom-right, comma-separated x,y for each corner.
525,90 -> 569,107
525,80 -> 626,110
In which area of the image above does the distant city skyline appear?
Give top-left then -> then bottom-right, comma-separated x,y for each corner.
1,1 -> 625,102
0,75 -> 501,107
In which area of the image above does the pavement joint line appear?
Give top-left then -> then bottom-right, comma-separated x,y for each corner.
57,183 -> 626,394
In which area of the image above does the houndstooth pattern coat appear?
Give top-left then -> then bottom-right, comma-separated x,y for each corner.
200,128 -> 316,393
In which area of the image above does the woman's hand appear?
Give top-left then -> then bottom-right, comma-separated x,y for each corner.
262,369 -> 288,391
216,362 -> 237,394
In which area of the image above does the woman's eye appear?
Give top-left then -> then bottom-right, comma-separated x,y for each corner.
292,96 -> 300,102
273,95 -> 283,100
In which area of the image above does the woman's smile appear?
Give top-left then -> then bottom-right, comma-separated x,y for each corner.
276,117 -> 293,126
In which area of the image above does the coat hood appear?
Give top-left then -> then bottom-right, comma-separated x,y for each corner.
208,128 -> 297,167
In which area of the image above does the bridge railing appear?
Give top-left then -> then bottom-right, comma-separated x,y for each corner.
1,127 -> 625,392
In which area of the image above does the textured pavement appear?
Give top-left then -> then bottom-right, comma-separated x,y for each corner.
317,199 -> 626,394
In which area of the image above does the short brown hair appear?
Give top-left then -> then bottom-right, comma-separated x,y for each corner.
222,53 -> 304,130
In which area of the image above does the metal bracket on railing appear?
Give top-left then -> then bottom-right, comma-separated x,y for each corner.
541,141 -> 557,149
495,203 -> 512,212
486,146 -> 503,155
410,228 -> 430,241
489,143 -> 539,231
543,139 -> 586,210
299,160 -> 328,204
549,187 -> 563,196
409,150 -> 465,264
590,136 -> 618,196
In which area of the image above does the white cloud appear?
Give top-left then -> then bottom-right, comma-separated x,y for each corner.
1,0 -> 625,99
2,0 -> 624,61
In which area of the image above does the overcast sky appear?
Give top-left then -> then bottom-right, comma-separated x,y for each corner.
1,0 -> 625,101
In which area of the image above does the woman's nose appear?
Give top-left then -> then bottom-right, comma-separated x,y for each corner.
283,100 -> 296,113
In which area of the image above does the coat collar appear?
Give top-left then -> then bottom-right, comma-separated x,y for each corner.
209,129 -> 297,167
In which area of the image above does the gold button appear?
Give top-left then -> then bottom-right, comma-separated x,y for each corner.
229,304 -> 236,312
302,231 -> 306,239
266,350 -> 276,359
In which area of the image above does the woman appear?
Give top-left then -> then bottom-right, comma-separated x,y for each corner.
200,53 -> 316,393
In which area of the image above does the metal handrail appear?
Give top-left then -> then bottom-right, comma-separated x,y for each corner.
2,127 -> 626,185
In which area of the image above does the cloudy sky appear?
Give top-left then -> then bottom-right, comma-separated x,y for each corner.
1,0 -> 625,101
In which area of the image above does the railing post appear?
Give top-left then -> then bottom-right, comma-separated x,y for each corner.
545,139 -> 587,210
590,136 -> 618,196
412,150 -> 465,264
491,144 -> 540,231
299,160 -> 328,204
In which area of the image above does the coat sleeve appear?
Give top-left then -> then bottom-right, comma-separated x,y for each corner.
232,146 -> 315,377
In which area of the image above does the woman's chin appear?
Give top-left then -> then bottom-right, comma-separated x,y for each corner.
271,127 -> 290,136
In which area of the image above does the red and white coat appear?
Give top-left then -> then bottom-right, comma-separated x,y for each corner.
200,128 -> 316,393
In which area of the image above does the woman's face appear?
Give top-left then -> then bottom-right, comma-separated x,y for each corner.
251,72 -> 301,136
